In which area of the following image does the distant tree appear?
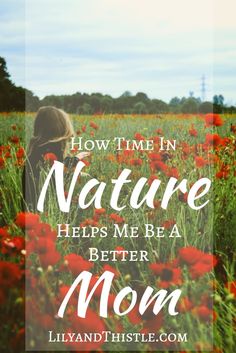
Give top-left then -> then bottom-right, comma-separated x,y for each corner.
11,86 -> 25,111
227,105 -> 236,113
41,95 -> 64,109
181,98 -> 199,114
135,92 -> 148,102
213,94 -> 225,113
133,101 -> 147,114
169,97 -> 181,113
116,94 -> 132,113
0,57 -> 10,80
80,103 -> 92,115
26,89 -> 40,111
2,56 -> 236,114
0,57 -> 12,110
90,94 -> 101,113
151,99 -> 169,113
199,101 -> 213,113
170,97 -> 181,105
100,96 -> 113,113
0,57 -> 35,111
213,94 -> 224,106
121,91 -> 132,97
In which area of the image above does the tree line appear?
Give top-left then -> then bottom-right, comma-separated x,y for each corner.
1,57 -> 235,114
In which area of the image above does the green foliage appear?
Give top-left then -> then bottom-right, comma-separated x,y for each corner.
199,101 -> 213,113
181,98 -> 199,114
0,57 -> 39,112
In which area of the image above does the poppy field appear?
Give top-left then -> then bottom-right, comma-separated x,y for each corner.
0,112 -> 236,353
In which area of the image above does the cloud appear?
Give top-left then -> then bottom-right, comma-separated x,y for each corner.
1,0 -> 236,103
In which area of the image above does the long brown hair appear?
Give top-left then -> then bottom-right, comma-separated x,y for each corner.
28,106 -> 74,157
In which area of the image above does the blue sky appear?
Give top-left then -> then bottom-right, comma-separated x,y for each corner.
1,0 -> 235,103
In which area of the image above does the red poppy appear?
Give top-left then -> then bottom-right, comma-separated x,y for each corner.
192,305 -> 216,322
0,261 -> 22,288
221,137 -> 231,146
179,247 -> 217,278
0,157 -> 5,168
155,128 -> 163,135
130,158 -> 142,166
94,208 -> 106,216
93,207 -> 106,221
195,156 -> 207,168
43,153 -> 57,164
205,113 -> 223,127
64,253 -> 93,275
134,132 -> 145,140
3,236 -> 25,252
189,124 -> 198,137
189,261 -> 214,279
16,147 -> 25,159
40,249 -> 61,267
66,308 -> 105,351
114,246 -> 128,259
4,151 -> 11,158
201,252 -> 218,267
103,264 -> 119,277
178,246 -> 203,265
149,152 -> 161,161
205,133 -> 222,147
216,164 -> 230,179
28,222 -> 57,240
57,285 -> 78,306
225,281 -> 236,298
110,213 -> 125,224
9,136 -> 20,144
0,226 -> 10,238
166,167 -> 179,178
80,218 -> 99,227
150,160 -> 168,173
15,212 -> 40,229
32,238 -> 60,267
149,262 -> 182,288
85,274 -> 105,297
162,219 -> 175,229
230,124 -> 236,133
90,121 -> 99,130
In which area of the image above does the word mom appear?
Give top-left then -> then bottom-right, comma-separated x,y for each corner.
58,270 -> 182,319
37,161 -> 211,213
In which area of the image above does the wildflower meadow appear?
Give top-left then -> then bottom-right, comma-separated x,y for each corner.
0,112 -> 235,353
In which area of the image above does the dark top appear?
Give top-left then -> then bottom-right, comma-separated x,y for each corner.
22,142 -> 78,211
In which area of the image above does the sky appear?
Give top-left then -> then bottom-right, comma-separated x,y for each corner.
0,0 -> 235,104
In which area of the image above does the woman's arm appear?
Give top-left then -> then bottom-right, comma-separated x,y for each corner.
64,151 -> 91,168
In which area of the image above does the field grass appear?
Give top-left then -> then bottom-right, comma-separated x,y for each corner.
0,112 -> 235,353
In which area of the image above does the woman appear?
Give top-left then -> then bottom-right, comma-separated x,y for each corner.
23,106 -> 89,211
